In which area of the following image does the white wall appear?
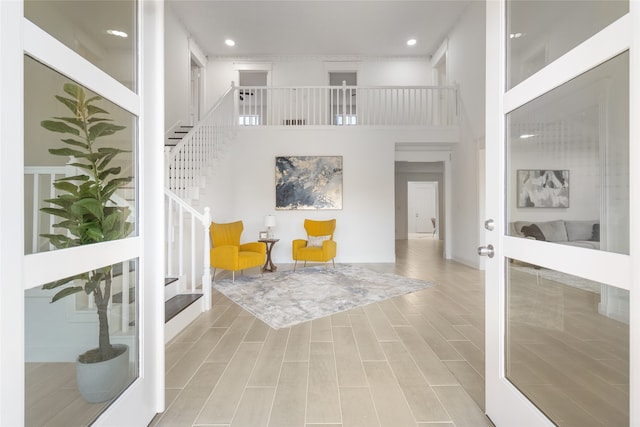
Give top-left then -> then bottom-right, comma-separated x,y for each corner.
447,1 -> 486,267
203,128 -> 430,264
164,6 -> 191,130
205,57 -> 433,105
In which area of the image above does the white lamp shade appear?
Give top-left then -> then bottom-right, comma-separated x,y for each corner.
263,215 -> 276,228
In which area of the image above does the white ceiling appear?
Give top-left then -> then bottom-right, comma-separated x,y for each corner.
168,0 -> 472,58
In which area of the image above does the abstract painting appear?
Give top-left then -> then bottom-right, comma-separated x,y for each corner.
517,169 -> 569,208
275,156 -> 343,210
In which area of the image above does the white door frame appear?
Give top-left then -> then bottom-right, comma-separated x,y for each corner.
485,2 -> 638,426
0,2 -> 164,424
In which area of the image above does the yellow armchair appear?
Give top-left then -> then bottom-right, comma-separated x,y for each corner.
210,220 -> 266,281
292,219 -> 337,271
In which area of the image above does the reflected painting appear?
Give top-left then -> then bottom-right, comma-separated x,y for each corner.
276,156 -> 343,210
517,169 -> 569,208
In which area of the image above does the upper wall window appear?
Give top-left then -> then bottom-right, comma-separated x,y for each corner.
24,0 -> 137,91
506,0 -> 628,89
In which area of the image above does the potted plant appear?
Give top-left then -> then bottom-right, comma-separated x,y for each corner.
40,82 -> 134,403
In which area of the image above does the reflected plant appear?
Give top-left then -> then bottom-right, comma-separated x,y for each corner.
40,83 -> 133,363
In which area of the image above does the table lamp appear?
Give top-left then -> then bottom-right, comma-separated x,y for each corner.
264,214 -> 276,239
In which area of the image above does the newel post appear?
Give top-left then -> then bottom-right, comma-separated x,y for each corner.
201,206 -> 212,310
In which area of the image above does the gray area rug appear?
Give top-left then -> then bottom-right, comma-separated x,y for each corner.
213,265 -> 434,329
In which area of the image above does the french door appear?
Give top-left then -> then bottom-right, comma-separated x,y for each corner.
484,1 -> 637,426
0,1 -> 164,425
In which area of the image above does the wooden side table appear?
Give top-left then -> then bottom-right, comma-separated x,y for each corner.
259,238 -> 279,272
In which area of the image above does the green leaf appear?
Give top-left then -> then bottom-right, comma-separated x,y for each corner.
53,116 -> 84,129
41,120 -> 80,136
40,207 -> 73,220
39,234 -> 71,248
84,225 -> 104,242
103,177 -> 133,198
98,167 -> 121,181
68,162 -> 93,171
87,105 -> 109,116
102,211 -> 119,233
43,197 -> 74,208
54,95 -> 79,115
88,122 -> 126,140
60,138 -> 89,149
85,95 -> 103,104
52,181 -> 79,194
63,83 -> 81,100
87,117 -> 112,123
49,147 -> 85,157
51,286 -> 84,303
42,273 -> 85,290
98,147 -> 130,155
73,198 -> 104,220
56,175 -> 90,182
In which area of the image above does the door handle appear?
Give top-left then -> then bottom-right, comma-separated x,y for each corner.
484,219 -> 495,231
478,244 -> 495,258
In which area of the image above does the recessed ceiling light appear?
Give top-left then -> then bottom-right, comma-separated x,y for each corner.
406,38 -> 417,46
225,39 -> 236,47
510,32 -> 523,39
106,29 -> 128,38
520,133 -> 536,139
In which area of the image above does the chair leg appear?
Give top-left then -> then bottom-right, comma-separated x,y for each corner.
212,268 -> 217,282
294,260 -> 297,272
332,258 -> 335,269
232,271 -> 235,283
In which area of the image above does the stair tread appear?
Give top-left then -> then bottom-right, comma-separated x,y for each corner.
165,293 -> 202,323
165,277 -> 179,286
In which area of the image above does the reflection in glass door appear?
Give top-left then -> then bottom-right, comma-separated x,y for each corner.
484,1 -> 634,426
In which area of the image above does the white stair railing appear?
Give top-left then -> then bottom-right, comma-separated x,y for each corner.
165,189 -> 211,310
165,86 -> 235,200
235,83 -> 459,127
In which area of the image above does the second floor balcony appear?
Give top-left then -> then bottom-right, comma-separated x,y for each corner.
233,84 -> 459,128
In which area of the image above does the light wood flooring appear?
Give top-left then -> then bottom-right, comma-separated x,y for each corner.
151,237 -> 493,427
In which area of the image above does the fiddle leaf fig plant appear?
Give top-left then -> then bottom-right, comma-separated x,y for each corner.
40,82 -> 133,363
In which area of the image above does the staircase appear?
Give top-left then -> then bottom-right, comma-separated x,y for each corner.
162,88 -> 235,342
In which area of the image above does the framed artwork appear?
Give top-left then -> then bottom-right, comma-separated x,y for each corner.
275,156 -> 343,210
517,169 -> 569,208
259,231 -> 268,239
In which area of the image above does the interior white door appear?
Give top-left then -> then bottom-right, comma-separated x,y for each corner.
414,183 -> 436,233
484,1 -> 635,426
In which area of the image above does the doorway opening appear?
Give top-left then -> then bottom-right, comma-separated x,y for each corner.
329,71 -> 357,125
408,181 -> 438,239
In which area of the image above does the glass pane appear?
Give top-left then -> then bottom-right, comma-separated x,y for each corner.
507,0 -> 628,88
24,56 -> 137,254
24,0 -> 136,91
25,259 -> 139,426
506,259 -> 629,426
507,52 -> 629,255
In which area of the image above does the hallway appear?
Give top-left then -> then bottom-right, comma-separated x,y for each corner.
152,237 -> 490,426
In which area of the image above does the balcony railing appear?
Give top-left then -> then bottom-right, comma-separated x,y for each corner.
235,84 -> 459,127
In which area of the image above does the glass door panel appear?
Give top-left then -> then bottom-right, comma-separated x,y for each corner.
24,0 -> 137,91
506,260 -> 629,425
24,258 -> 139,426
507,52 -> 629,255
507,0 -> 628,88
24,56 -> 138,255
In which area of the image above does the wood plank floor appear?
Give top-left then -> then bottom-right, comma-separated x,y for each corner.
151,236 -> 493,427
